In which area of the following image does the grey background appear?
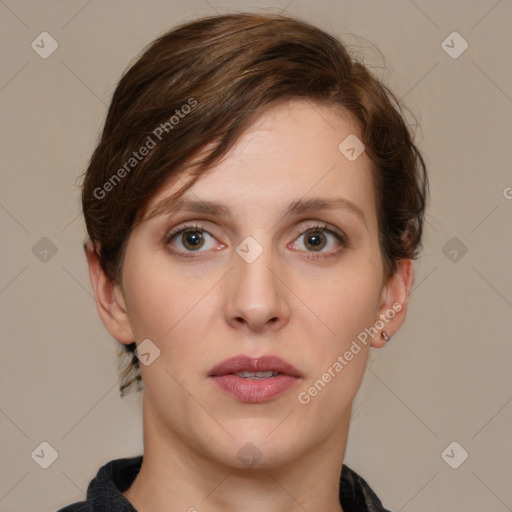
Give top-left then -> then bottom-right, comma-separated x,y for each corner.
1,1 -> 511,511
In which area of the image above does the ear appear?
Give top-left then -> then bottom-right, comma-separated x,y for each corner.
85,241 -> 134,344
371,259 -> 414,348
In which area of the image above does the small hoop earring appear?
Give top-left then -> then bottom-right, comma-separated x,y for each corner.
382,331 -> 390,342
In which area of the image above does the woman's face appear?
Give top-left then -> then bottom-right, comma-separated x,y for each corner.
103,99 -> 410,468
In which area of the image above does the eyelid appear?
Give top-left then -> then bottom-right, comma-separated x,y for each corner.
165,220 -> 346,240
292,221 -> 348,245
164,220 -> 348,258
165,222 -> 215,244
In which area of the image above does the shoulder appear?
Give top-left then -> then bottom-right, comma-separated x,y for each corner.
340,464 -> 393,512
56,455 -> 142,512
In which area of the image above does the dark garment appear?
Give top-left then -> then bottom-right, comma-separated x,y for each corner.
57,456 -> 391,512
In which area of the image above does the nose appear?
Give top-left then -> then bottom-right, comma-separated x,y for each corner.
223,242 -> 290,333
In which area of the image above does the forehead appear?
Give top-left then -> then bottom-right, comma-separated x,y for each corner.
143,99 -> 377,228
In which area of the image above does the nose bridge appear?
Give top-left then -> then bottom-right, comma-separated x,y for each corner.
225,234 -> 288,330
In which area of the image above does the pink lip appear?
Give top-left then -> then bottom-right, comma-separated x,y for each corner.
209,354 -> 303,404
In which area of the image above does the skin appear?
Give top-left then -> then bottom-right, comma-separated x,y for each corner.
87,99 -> 414,512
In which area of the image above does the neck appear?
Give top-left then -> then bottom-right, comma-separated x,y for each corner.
123,394 -> 350,512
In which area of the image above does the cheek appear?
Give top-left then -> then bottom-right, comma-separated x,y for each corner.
305,255 -> 382,337
293,270 -> 380,421
121,248 -> 214,341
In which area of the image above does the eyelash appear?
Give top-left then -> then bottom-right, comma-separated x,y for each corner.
164,222 -> 348,260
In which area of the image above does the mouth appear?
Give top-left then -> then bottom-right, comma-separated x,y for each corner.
208,354 -> 303,403
208,354 -> 303,378
231,370 -> 280,379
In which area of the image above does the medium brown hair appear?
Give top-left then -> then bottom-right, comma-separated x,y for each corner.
81,12 -> 428,396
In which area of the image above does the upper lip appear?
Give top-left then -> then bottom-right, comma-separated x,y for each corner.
208,354 -> 303,378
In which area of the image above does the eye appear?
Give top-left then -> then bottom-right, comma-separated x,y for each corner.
289,223 -> 347,260
165,222 -> 347,260
165,223 -> 221,258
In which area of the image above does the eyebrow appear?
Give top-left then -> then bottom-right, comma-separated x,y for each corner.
147,196 -> 368,229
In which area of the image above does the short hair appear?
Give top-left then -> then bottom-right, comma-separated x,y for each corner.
81,12 -> 428,396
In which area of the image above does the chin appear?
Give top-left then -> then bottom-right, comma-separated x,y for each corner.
211,426 -> 306,470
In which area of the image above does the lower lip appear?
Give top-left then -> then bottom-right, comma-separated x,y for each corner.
210,374 -> 301,403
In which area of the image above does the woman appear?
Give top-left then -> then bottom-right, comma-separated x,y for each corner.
59,12 -> 427,512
